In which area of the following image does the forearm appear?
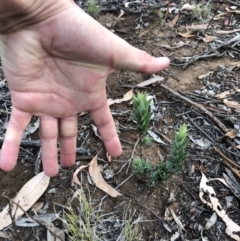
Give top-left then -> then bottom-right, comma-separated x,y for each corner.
0,0 -> 73,34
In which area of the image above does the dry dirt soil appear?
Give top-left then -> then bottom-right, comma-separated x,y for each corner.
0,1 -> 240,241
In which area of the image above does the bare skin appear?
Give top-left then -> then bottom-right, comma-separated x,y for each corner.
0,0 -> 170,176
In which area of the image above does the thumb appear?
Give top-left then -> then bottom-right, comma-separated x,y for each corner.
111,35 -> 170,74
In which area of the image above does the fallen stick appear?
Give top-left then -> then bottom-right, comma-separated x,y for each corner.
159,83 -> 229,133
213,146 -> 240,169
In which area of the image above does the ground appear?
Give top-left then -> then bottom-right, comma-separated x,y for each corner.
0,1 -> 240,240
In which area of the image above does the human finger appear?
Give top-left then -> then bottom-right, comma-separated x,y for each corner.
0,107 -> 31,171
90,102 -> 122,157
110,34 -> 170,74
59,115 -> 77,168
40,116 -> 59,177
114,47 -> 170,74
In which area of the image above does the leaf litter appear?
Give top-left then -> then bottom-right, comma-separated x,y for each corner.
1,0 -> 240,240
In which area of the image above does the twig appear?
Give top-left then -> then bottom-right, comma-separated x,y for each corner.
213,146 -> 240,170
183,52 -> 225,69
34,148 -> 42,175
3,196 -> 64,241
159,83 -> 229,133
135,202 -> 172,232
116,138 -> 140,175
224,0 -> 240,8
100,173 -> 134,202
186,113 -> 215,143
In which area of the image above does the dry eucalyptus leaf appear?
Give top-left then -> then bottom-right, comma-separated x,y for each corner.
199,172 -> 240,241
72,165 -> 89,186
137,76 -> 164,87
204,212 -> 217,230
16,213 -> 58,227
198,71 -> 213,79
91,124 -> 101,138
0,231 -> 11,239
47,223 -> 65,241
181,3 -> 193,11
0,172 -> 50,230
187,24 -> 209,30
160,41 -> 188,50
31,201 -> 44,212
215,29 -> 240,34
223,99 -> 240,109
203,35 -> 218,43
108,90 -> 133,105
106,152 -> 112,162
215,90 -> 232,99
118,9 -> 124,19
89,155 -> 121,197
225,129 -> 238,138
178,32 -> 195,38
169,14 -> 179,27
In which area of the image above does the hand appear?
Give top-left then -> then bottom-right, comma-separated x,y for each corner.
0,0 -> 169,176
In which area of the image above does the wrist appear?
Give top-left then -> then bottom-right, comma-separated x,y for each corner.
0,0 -> 72,34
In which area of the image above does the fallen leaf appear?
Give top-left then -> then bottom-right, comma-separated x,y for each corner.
137,76 -> 164,87
169,14 -> 179,27
215,29 -> 240,34
118,9 -> 124,19
198,71 -> 213,79
203,34 -> 218,43
0,172 -> 50,230
160,41 -> 188,50
178,32 -> 195,38
171,232 -> 180,241
47,223 -> 65,241
124,1 -> 140,8
181,3 -> 193,11
106,152 -> 112,162
147,130 -> 166,144
0,231 -> 11,239
215,90 -> 232,99
91,124 -> 101,138
72,165 -> 89,186
187,24 -> 209,30
204,212 -> 217,230
223,99 -> 240,109
31,201 -> 44,212
225,129 -> 238,139
89,155 -> 121,197
16,213 -> 58,227
108,90 -> 133,105
199,173 -> 240,241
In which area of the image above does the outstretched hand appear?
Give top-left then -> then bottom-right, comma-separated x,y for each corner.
0,0 -> 169,176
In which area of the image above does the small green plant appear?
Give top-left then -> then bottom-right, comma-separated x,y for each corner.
133,124 -> 188,186
133,157 -> 152,176
87,0 -> 101,17
142,134 -> 153,146
166,124 -> 189,173
191,0 -> 212,21
132,92 -> 152,135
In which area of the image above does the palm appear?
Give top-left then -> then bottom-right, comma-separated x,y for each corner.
0,2 -> 169,176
